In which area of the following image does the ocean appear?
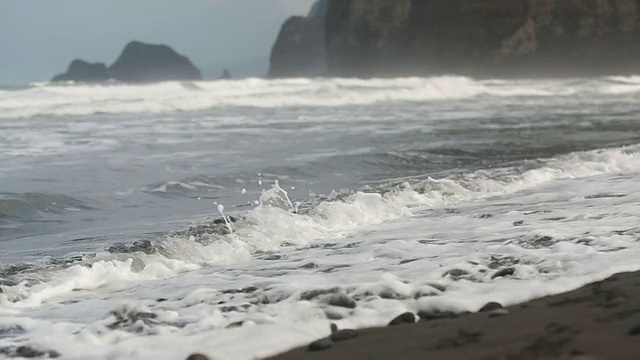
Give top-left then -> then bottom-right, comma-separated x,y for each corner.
1,76 -> 640,359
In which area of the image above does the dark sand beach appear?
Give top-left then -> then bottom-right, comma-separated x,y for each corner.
264,271 -> 640,360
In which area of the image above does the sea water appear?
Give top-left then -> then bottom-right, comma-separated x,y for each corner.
1,76 -> 640,359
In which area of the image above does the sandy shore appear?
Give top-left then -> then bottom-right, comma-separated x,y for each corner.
260,271 -> 640,360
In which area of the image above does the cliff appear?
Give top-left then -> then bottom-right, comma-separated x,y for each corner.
268,0 -> 329,78
325,0 -> 640,78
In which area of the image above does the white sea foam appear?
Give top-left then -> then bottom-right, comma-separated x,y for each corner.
1,76 -> 639,119
1,143 -> 640,359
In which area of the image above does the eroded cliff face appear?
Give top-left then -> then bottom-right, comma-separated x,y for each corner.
326,0 -> 640,78
268,0 -> 329,78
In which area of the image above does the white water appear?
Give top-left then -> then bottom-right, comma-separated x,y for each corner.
2,144 -> 640,359
1,76 -> 640,359
2,76 -> 640,119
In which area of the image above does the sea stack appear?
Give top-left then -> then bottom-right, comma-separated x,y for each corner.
51,60 -> 110,83
51,41 -> 202,83
109,41 -> 202,82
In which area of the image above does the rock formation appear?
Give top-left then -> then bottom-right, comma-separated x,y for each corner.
268,0 -> 329,78
51,41 -> 202,83
51,60 -> 109,83
109,41 -> 201,82
325,0 -> 640,78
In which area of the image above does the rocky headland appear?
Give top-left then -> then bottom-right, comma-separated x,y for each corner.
52,41 -> 202,83
270,0 -> 640,78
268,0 -> 329,78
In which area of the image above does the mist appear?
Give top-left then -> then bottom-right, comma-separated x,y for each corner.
0,0 -> 315,84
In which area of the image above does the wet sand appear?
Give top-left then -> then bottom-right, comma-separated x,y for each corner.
263,271 -> 640,360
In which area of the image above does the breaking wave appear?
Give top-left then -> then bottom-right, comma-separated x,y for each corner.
2,75 -> 640,119
2,143 -> 639,310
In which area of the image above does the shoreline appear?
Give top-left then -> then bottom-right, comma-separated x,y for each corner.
258,271 -> 640,360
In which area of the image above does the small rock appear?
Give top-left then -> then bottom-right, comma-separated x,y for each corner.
327,293 -> 357,308
628,325 -> 640,336
479,302 -> 503,312
156,298 -> 168,302
388,312 -> 416,326
330,329 -> 358,342
491,267 -> 516,279
443,269 -> 470,279
417,310 -> 457,321
186,354 -> 210,360
488,308 -> 510,317
14,347 -> 41,358
426,283 -> 447,292
513,220 -> 524,226
603,297 -> 625,308
226,321 -> 244,329
324,309 -> 345,320
308,337 -> 333,351
330,323 -> 338,334
300,288 -> 339,301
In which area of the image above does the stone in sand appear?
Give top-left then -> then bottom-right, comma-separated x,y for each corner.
628,325 -> 640,336
308,337 -> 333,351
388,312 -> 416,326
186,354 -> 210,360
417,310 -> 461,321
330,329 -> 358,342
479,302 -> 504,312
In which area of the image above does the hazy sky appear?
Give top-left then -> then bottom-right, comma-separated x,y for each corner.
0,0 -> 316,84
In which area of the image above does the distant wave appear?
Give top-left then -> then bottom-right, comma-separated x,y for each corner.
0,192 -> 92,224
2,76 -> 640,119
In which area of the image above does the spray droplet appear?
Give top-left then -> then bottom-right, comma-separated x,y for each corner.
217,204 -> 224,213
241,188 -> 247,195
197,197 -> 201,200
291,186 -> 296,190
253,200 -> 260,205
258,179 -> 263,186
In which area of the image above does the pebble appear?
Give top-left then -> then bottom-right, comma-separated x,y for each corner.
14,347 -> 60,358
186,354 -> 210,360
491,267 -> 516,279
443,269 -> 470,279
308,337 -> 333,351
327,293 -> 357,309
628,325 -> 640,336
388,312 -> 416,326
417,310 -> 457,321
330,323 -> 338,334
330,329 -> 358,342
479,302 -> 503,312
488,308 -> 510,317
603,297 -> 625,308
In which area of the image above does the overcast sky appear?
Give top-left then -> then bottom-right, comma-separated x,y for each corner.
0,0 -> 316,84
